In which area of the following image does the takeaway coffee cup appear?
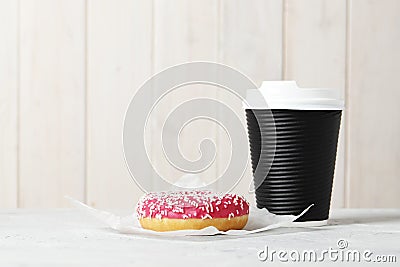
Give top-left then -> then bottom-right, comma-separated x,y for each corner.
245,81 -> 344,225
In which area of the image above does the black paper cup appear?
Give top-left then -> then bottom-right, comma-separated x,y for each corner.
244,81 -> 343,224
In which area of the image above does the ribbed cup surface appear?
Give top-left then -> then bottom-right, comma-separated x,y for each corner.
246,109 -> 342,221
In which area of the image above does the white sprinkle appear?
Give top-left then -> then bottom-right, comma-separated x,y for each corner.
201,214 -> 212,220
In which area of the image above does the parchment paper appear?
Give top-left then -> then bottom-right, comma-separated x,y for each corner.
67,197 -> 313,236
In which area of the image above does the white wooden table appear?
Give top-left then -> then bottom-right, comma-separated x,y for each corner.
0,209 -> 399,266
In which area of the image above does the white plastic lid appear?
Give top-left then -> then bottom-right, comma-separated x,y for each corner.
244,81 -> 344,110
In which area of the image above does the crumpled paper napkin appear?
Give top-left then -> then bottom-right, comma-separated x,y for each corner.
67,197 -> 313,236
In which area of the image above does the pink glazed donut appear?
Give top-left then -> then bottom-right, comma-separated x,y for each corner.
136,191 -> 249,232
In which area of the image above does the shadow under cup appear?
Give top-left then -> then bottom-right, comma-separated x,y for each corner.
246,109 -> 342,222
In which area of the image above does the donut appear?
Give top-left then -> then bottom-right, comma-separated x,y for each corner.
136,191 -> 249,232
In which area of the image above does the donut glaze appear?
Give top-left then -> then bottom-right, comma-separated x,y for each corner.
136,191 -> 249,231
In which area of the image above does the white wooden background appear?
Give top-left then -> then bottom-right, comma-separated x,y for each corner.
0,0 -> 399,209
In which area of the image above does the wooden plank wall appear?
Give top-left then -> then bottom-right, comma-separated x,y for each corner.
19,0 -> 86,207
85,0 -> 152,209
347,0 -> 400,207
0,0 -> 399,208
0,0 -> 18,208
